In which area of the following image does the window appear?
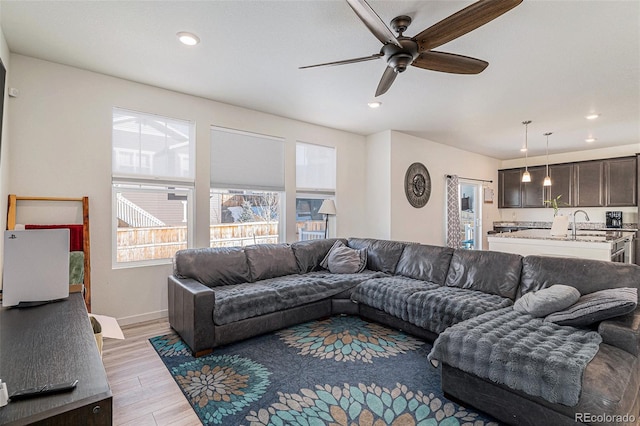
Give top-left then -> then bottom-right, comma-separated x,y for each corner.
112,108 -> 194,266
209,189 -> 280,247
210,127 -> 284,246
296,142 -> 336,240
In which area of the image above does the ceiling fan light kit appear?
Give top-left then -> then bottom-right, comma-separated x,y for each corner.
300,0 -> 522,97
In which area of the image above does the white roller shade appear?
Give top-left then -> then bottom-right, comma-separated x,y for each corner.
112,108 -> 194,180
210,127 -> 285,191
296,142 -> 336,192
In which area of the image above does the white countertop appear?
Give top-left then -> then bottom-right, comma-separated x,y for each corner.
488,229 -> 634,244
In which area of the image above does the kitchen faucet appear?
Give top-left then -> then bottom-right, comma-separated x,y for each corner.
571,210 -> 591,238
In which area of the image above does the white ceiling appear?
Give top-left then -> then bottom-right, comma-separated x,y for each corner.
1,1 -> 638,160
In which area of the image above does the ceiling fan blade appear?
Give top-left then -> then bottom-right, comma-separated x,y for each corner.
299,53 -> 383,69
346,0 -> 403,48
412,51 -> 488,74
375,66 -> 398,97
413,0 -> 522,51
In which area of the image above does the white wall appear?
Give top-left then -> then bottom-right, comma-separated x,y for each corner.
0,16 -> 10,278
364,131 -> 392,239
499,144 -> 640,226
364,131 -> 501,247
6,54 -> 368,324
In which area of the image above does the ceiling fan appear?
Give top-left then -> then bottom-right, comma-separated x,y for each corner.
300,0 -> 522,97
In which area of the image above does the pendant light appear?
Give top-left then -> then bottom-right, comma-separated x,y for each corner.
521,120 -> 532,183
543,132 -> 552,186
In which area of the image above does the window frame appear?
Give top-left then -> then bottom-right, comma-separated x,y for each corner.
295,142 -> 337,240
111,108 -> 195,268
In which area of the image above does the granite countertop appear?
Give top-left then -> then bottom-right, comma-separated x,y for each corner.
493,221 -> 638,232
488,228 -> 634,243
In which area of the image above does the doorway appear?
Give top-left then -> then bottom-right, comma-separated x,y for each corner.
459,180 -> 483,250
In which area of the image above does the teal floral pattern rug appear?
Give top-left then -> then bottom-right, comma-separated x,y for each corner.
150,316 -> 500,426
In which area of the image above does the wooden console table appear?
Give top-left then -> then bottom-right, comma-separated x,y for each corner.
0,293 -> 112,425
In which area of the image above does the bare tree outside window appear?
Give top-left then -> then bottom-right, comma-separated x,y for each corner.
209,189 -> 281,247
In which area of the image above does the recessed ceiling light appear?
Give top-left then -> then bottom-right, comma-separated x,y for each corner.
585,113 -> 600,120
367,101 -> 382,109
585,137 -> 597,143
177,32 -> 200,46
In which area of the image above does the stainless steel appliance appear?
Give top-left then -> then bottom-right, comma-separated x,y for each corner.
606,211 -> 623,228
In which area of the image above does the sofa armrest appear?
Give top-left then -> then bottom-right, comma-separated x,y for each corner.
598,308 -> 640,356
168,275 -> 215,356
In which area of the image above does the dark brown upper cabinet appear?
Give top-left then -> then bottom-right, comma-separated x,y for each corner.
521,166 -> 547,207
498,169 -> 522,208
546,163 -> 573,207
498,155 -> 637,209
605,157 -> 637,206
575,160 -> 605,207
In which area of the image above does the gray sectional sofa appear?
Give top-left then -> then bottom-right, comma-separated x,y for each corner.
168,237 -> 640,425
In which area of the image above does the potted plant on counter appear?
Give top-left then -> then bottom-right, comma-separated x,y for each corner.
544,195 -> 564,217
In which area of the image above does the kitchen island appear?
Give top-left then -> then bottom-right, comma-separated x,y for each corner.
488,229 -> 635,263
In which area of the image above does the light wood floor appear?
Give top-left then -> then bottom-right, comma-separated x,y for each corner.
102,319 -> 202,426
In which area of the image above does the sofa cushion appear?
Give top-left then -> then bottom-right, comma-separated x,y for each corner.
213,273 -> 364,325
291,238 -> 346,273
406,286 -> 514,334
320,240 -> 367,274
514,284 -> 581,317
347,238 -> 408,274
173,247 -> 251,287
520,255 -> 640,297
395,244 -> 454,285
309,270 -> 388,299
545,287 -> 638,326
598,308 -> 640,356
445,249 -> 522,300
351,276 -> 440,321
244,243 -> 299,281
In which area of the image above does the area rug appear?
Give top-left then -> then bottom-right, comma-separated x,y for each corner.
150,315 -> 500,425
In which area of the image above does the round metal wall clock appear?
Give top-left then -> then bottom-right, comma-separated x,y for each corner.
404,162 -> 431,208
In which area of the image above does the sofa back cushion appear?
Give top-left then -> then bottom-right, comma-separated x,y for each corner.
445,249 -> 522,300
520,255 -> 640,296
173,247 -> 251,287
395,244 -> 454,285
347,238 -> 407,274
244,243 -> 299,281
291,238 -> 347,273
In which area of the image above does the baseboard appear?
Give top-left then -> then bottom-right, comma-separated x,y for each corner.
117,309 -> 168,326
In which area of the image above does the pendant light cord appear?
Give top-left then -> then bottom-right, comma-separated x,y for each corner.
545,132 -> 551,175
520,121 -> 532,183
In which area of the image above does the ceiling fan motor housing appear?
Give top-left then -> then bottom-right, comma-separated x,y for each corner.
381,38 -> 419,73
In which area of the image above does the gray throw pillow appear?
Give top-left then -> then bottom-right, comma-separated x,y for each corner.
320,240 -> 367,274
514,285 -> 580,317
545,287 -> 638,326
